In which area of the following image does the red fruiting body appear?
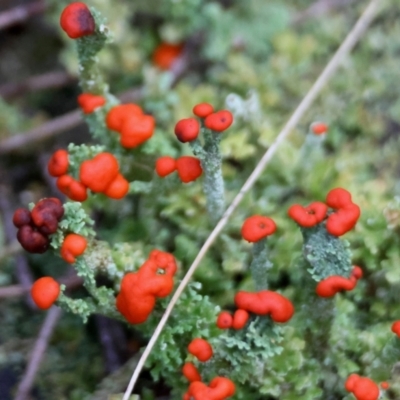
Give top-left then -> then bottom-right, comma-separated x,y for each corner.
325,188 -> 360,236
185,376 -> 236,400
31,198 -> 64,235
182,362 -> 202,383
105,103 -> 155,149
351,266 -> 363,280
287,202 -> 327,228
79,152 -> 119,192
326,187 -> 353,209
152,42 -> 183,70
103,173 -> 130,199
60,234 -> 88,264
155,156 -> 176,177
137,259 -> 175,297
345,374 -> 380,400
60,2 -> 95,39
17,225 -> 50,254
188,338 -> 213,362
77,93 -> 106,114
176,156 -> 203,183
316,275 -> 357,298
193,103 -> 214,118
311,122 -> 328,135
326,204 -> 360,236
216,311 -> 233,329
174,118 -> 200,143
31,277 -> 60,310
106,104 -> 143,132
391,321 -> 400,337
120,114 -> 155,148
57,175 -> 88,202
234,290 -> 294,323
117,287 -> 156,324
116,250 -> 177,324
345,374 -> 360,391
380,382 -> 390,390
48,149 -> 69,177
204,110 -> 233,132
241,215 -> 276,242
148,249 -> 178,275
232,309 -> 249,330
14,198 -> 64,254
13,208 -> 32,228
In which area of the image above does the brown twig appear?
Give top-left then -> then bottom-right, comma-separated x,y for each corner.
95,315 -> 127,373
14,306 -> 62,400
0,71 -> 77,99
0,109 -> 82,155
0,1 -> 47,31
0,56 -> 187,155
0,89 -> 143,155
0,274 -> 83,298
0,240 -> 21,262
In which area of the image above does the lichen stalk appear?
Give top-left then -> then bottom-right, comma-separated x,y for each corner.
76,8 -> 110,95
300,223 -> 352,281
250,238 -> 272,291
191,130 -> 225,224
75,7 -> 119,145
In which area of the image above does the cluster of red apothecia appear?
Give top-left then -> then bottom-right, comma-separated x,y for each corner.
106,103 -> 155,148
217,290 -> 294,327
217,220 -> 293,329
174,105 -> 233,142
156,156 -> 202,183
61,3 -> 184,71
155,103 -> 233,183
238,211 -> 395,400
316,266 -> 363,297
345,374 -> 381,400
49,150 -> 129,201
13,197 -> 88,262
116,250 -> 177,324
288,187 -> 360,236
182,338 -> 235,400
13,197 -> 88,310
13,198 -> 64,254
78,95 -> 156,149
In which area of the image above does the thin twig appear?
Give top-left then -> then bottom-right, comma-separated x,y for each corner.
122,0 -> 384,397
0,71 -> 76,99
0,56 -> 188,155
0,240 -> 21,262
291,0 -> 360,25
0,1 -> 47,31
0,109 -> 82,155
0,91 -> 141,154
0,284 -> 26,298
14,307 -> 62,400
